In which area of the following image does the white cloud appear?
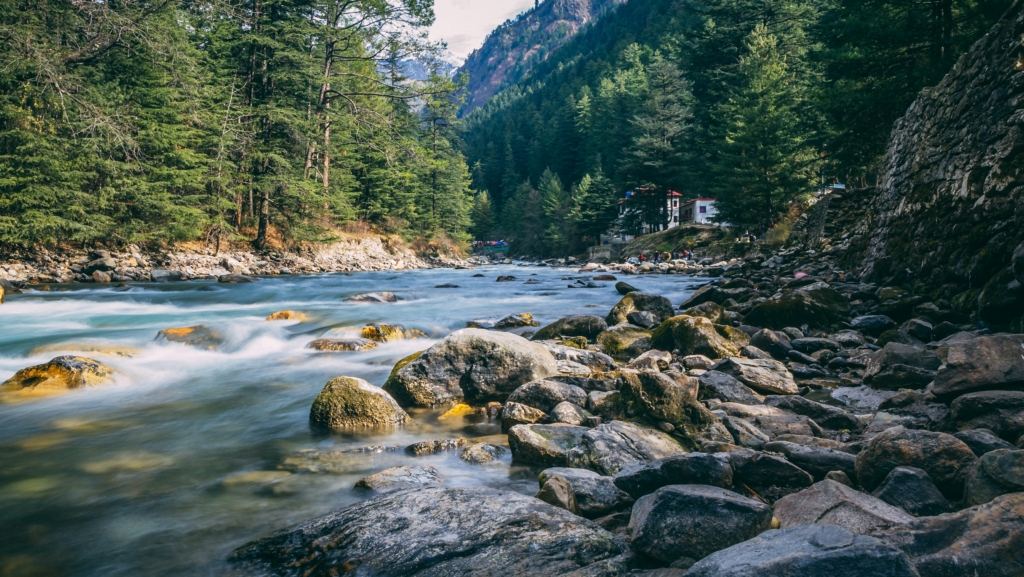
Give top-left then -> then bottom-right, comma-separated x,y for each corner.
429,0 -> 536,62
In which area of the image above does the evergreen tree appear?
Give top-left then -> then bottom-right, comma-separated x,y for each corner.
568,167 -> 619,247
469,191 -> 496,240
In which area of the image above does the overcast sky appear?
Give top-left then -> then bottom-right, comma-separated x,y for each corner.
429,0 -> 536,62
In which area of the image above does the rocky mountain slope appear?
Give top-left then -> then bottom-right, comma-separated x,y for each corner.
457,0 -> 624,114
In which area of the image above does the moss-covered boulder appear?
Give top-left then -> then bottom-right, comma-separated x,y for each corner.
155,325 -> 224,349
360,324 -> 427,342
743,283 -> 850,331
596,324 -> 653,358
309,376 -> 410,431
618,371 -> 732,450
606,292 -> 675,326
0,356 -> 115,400
680,302 -> 730,324
532,315 -> 608,342
308,338 -> 379,352
651,316 -> 739,359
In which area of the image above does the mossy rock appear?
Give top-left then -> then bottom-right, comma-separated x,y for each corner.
0,356 -> 115,400
532,315 -> 608,342
651,316 -> 739,359
361,324 -> 428,342
388,350 -> 425,382
680,302 -> 730,324
715,324 -> 751,347
743,286 -> 849,331
617,371 -> 732,451
558,337 -> 589,349
156,325 -> 224,349
267,310 -> 307,321
309,376 -> 410,431
308,338 -> 379,352
597,325 -> 653,358
606,293 -> 675,326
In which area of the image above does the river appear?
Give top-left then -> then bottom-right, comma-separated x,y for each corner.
0,265 -> 703,576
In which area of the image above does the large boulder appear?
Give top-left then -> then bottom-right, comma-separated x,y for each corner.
953,428 -> 1017,456
962,449 -> 1024,506
383,329 -> 559,406
864,342 -> 941,390
618,371 -> 732,450
679,301 -> 730,325
742,283 -> 850,331
855,426 -> 978,500
761,441 -> 858,481
931,334 -> 1024,399
0,356 -> 115,399
606,292 -> 675,326
871,466 -> 951,516
949,390 -> 1024,442
229,487 -> 625,575
532,315 -> 608,342
686,524 -> 919,577
567,421 -> 685,476
506,379 -> 588,413
354,465 -> 442,492
613,453 -> 734,498
596,324 -> 652,358
710,358 -> 798,395
309,377 -> 410,431
508,424 -> 588,466
651,316 -> 739,359
538,468 -> 634,519
774,480 -> 913,534
875,493 -> 1024,577
729,448 -> 814,491
764,395 -> 862,431
629,485 -> 773,565
500,401 -> 547,431
697,371 -> 764,405
749,329 -> 793,360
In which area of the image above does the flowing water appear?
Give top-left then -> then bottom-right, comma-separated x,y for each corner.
0,265 -> 703,576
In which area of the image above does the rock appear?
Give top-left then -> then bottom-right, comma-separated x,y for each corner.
903,319 -> 933,342
831,385 -> 898,412
613,453 -> 733,498
468,312 -> 539,329
855,426 -> 978,500
501,401 -> 548,431
875,493 -> 1024,577
307,338 -> 378,352
627,310 -> 662,328
949,390 -> 1024,442
218,274 -> 256,283
405,438 -> 468,455
383,329 -> 559,407
774,480 -> 913,534
507,379 -> 588,413
84,256 -> 116,273
92,270 -> 111,283
615,281 -> 639,295
532,315 -> 608,341
764,395 -> 861,431
682,354 -> 714,370
627,349 -> 673,371
266,310 -> 306,321
535,474 -> 580,515
653,316 -> 739,359
730,449 -> 814,490
309,377 -> 409,431
346,291 -> 397,303
749,329 -> 793,360
953,428 -> 1017,456
508,424 -> 588,466
606,292 -> 675,326
150,269 -> 186,282
567,420 -> 685,476
697,370 -> 765,405
360,324 -> 427,342
710,358 -> 798,395
551,401 -> 591,425
686,524 -> 919,577
679,302 -> 730,325
496,275 -> 516,282
460,443 -> 507,464
742,283 -> 850,331
761,441 -> 858,481
791,337 -> 841,354
0,356 -> 115,399
617,371 -> 733,450
963,449 -> 1024,506
539,468 -> 634,519
354,465 -> 442,491
596,324 -> 652,357
541,343 -> 617,371
721,415 -> 772,449
155,325 -> 223,349
932,334 -> 1024,399
628,485 -> 773,565
827,470 -> 855,486
833,329 -> 867,347
851,315 -> 897,335
229,487 -> 625,575
872,466 -> 951,516
863,342 -> 941,390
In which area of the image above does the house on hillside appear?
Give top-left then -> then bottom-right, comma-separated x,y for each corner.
618,189 -> 684,233
679,198 -> 719,224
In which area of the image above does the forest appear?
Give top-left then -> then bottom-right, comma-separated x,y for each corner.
463,0 -> 1014,257
0,0 -> 474,249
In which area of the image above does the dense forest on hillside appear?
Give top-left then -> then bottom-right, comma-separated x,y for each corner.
463,0 -> 1013,257
0,0 -> 474,249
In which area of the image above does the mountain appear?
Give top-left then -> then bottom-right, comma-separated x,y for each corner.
457,0 -> 625,114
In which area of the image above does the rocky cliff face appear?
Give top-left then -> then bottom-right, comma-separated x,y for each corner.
842,0 -> 1024,329
458,0 -> 624,114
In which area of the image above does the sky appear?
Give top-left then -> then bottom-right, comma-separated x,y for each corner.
429,0 -> 536,62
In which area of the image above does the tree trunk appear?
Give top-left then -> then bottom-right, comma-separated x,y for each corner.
255,186 -> 270,249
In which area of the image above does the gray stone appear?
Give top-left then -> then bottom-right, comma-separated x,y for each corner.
567,420 -> 685,476
613,453 -> 733,498
953,428 -> 1017,456
308,377 -> 409,431
721,415 -> 771,449
762,441 -> 858,481
536,475 -> 580,515
697,370 -> 764,405
460,443 -> 507,464
854,426 -> 978,500
628,310 -> 662,329
354,465 -> 442,492
532,315 -> 609,341
617,371 -> 732,450
541,343 -> 617,372
346,291 -> 397,303
539,468 -> 634,519
748,329 -> 792,360
405,437 -> 467,455
932,334 -> 1024,399
872,466 -> 951,516
765,395 -> 862,431
864,342 -> 941,390
963,449 -> 1024,506
550,401 -> 591,425
730,449 -> 814,490
851,315 -> 897,335
508,424 -> 588,467
774,480 -> 913,534
791,337 -> 841,353
949,390 -> 1024,443
607,292 -> 675,325
710,357 -> 798,395
501,401 -> 547,431
507,379 -> 588,413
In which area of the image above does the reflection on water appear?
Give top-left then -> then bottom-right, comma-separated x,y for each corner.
0,265 -> 701,576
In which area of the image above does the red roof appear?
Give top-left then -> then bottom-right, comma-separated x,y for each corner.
680,197 -> 716,206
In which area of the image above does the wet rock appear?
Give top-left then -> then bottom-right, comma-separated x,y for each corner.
597,324 -> 652,358
156,325 -> 223,349
872,466 -> 951,516
831,385 -> 898,412
903,319 -> 933,342
628,485 -> 773,564
615,281 -> 639,295
654,316 -> 739,359
740,345 -> 774,360
730,448 -> 814,491
682,355 -> 714,370
345,291 -> 397,302
949,390 -> 1024,442
354,465 -> 442,491
405,437 -> 467,455
613,453 -> 733,498
567,420 -> 685,476
875,493 -> 1024,577
508,424 -> 588,466
150,269 -> 186,282
617,372 -> 732,450
697,370 -> 764,405
532,315 -> 608,341
627,349 -> 673,371
309,377 -> 409,431
0,356 -> 115,399
762,441 -> 858,481
229,487 -> 625,575
953,428 -> 1017,456
963,449 -> 1024,506
360,324 -> 427,342
774,480 -> 913,534
864,342 -> 941,390
218,274 -> 256,283
551,401 -> 591,425
749,329 -> 793,360
851,315 -> 897,335
536,474 -> 580,515
468,312 -> 539,329
507,379 -> 588,413
307,338 -> 378,352
686,524 -> 918,577
932,334 -> 1024,399
742,283 -> 850,331
383,329 -> 559,407
541,343 -> 617,372
722,416 -> 771,449
764,395 -> 861,431
679,301 -> 730,325
539,468 -> 634,519
606,292 -> 674,326
710,358 -> 798,395
460,443 -> 507,464
855,426 -> 978,500
266,310 -> 306,321
628,311 -> 662,329
833,329 -> 867,347
791,337 -> 841,354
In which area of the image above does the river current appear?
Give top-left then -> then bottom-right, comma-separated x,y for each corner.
0,265 -> 703,576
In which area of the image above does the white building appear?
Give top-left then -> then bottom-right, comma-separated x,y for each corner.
679,198 -> 719,224
618,190 -> 685,232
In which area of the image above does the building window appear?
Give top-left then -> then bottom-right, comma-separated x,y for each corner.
673,200 -> 678,207
674,215 -> 679,222
699,206 -> 707,213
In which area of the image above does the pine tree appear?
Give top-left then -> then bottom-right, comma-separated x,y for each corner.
470,191 -> 496,240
